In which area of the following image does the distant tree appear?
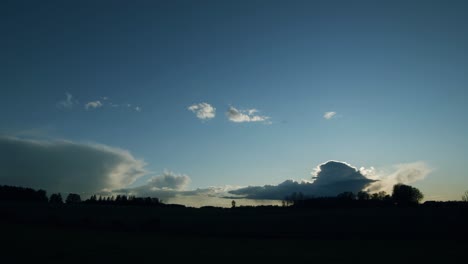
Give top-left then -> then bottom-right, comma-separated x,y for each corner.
337,192 -> 356,200
65,193 -> 81,204
0,185 -> 48,202
371,191 -> 390,201
49,193 -> 63,204
462,190 -> 468,202
231,200 -> 236,208
37,189 -> 48,202
392,184 -> 423,205
357,191 -> 370,201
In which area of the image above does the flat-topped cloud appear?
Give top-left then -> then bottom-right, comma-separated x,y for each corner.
0,136 -> 146,195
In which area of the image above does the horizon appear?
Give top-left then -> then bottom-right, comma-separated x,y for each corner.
1,0 -> 468,207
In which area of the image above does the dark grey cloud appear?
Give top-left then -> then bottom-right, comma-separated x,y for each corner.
0,136 -> 147,195
229,161 -> 375,199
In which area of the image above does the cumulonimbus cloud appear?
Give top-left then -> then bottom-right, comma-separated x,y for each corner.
323,111 -> 336,120
188,103 -> 216,120
0,136 -> 147,195
230,161 -> 374,199
226,106 -> 270,123
229,160 -> 430,200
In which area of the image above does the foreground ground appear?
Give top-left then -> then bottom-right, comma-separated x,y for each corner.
1,203 -> 467,261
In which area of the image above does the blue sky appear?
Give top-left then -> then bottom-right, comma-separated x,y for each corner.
1,0 -> 468,204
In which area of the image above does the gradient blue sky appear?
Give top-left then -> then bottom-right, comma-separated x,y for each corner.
1,0 -> 467,201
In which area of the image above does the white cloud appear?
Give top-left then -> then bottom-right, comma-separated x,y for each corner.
230,160 -> 431,200
0,136 -> 147,195
188,103 -> 216,120
114,170 -> 191,200
57,93 -> 76,109
226,106 -> 270,124
323,111 -> 336,120
135,106 -> 142,112
365,162 -> 432,193
248,109 -> 258,115
85,101 -> 103,110
146,170 -> 191,190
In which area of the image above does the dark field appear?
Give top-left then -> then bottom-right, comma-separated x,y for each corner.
1,203 -> 467,261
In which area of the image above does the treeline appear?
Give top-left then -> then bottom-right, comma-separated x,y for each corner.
83,194 -> 162,207
0,185 -> 48,202
285,184 -> 425,208
0,185 -> 162,207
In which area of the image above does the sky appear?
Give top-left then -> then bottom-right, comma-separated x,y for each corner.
1,0 -> 468,206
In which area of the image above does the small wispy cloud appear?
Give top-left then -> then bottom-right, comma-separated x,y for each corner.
82,98 -> 142,112
85,101 -> 103,110
57,93 -> 77,109
188,102 -> 216,120
226,106 -> 270,124
323,111 -> 336,120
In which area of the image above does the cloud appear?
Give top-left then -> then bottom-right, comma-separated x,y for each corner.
146,170 -> 191,190
0,136 -> 147,195
115,181 -> 277,207
57,93 -> 76,109
226,106 -> 270,123
188,103 -> 216,120
230,161 -> 374,199
114,170 -> 191,200
323,111 -> 336,120
85,101 -> 103,110
229,160 -> 431,200
57,94 -> 141,112
365,162 -> 432,193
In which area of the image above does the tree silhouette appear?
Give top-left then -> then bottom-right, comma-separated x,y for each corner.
462,190 -> 468,202
371,191 -> 391,201
0,185 -> 48,202
49,193 -> 63,204
337,191 -> 356,200
357,191 -> 370,200
392,184 -> 423,205
231,200 -> 236,208
65,193 -> 81,204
